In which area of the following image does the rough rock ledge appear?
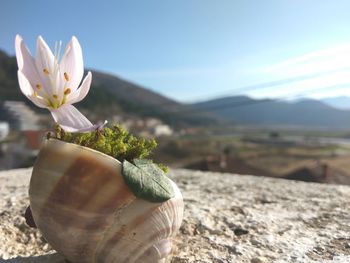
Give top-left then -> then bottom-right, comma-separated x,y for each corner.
1,168 -> 350,263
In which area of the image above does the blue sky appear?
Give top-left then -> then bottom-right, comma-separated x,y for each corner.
2,0 -> 350,102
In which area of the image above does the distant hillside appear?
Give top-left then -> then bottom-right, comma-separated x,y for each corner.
192,96 -> 350,129
85,71 -> 215,126
321,96 -> 350,110
0,50 -> 20,101
0,50 -> 217,127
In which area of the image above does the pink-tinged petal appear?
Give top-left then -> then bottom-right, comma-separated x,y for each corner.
67,71 -> 92,104
53,68 -> 64,101
60,36 -> 84,91
30,95 -> 49,109
50,104 -> 93,132
17,71 -> 47,109
15,35 -> 42,88
35,36 -> 55,95
17,70 -> 33,96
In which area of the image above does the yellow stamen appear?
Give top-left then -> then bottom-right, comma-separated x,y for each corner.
34,91 -> 38,97
48,99 -> 55,108
64,88 -> 71,95
35,84 -> 42,89
43,68 -> 49,75
53,94 -> 58,99
64,72 -> 69,81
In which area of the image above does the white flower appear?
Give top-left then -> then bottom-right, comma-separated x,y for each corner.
15,35 -> 96,132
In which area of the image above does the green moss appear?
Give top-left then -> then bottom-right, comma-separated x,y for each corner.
50,124 -> 168,173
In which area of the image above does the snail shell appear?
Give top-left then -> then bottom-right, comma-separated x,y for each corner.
29,139 -> 184,263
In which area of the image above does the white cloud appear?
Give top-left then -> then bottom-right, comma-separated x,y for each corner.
251,43 -> 350,99
263,43 -> 350,74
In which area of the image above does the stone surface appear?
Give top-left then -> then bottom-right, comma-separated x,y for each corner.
1,168 -> 350,262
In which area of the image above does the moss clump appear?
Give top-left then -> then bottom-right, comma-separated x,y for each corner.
50,124 -> 168,173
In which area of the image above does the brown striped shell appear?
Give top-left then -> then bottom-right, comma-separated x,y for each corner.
29,139 -> 184,263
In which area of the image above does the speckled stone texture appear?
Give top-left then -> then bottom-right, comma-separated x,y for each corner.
1,168 -> 350,263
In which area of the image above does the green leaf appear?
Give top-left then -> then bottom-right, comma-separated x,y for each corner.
122,159 -> 175,202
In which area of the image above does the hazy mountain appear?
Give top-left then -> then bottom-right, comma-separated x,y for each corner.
321,96 -> 350,110
0,50 -> 217,127
192,96 -> 350,129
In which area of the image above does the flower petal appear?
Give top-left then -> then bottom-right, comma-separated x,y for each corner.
15,35 -> 42,88
53,68 -> 64,102
60,36 -> 84,91
17,71 -> 47,108
67,71 -> 92,104
50,104 -> 93,132
17,70 -> 33,96
35,36 -> 55,96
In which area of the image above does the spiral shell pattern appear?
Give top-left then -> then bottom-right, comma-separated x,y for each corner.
29,139 -> 184,263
